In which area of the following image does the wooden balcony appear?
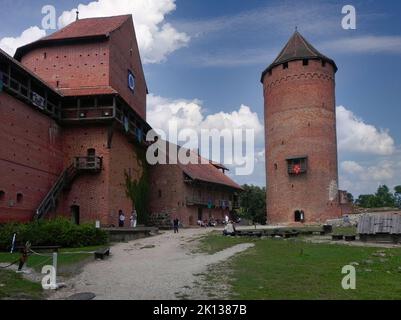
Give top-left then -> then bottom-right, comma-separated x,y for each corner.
62,106 -> 115,121
186,197 -> 239,209
0,71 -> 61,119
74,156 -> 102,172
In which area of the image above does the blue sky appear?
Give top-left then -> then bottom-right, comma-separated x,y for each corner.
0,0 -> 400,197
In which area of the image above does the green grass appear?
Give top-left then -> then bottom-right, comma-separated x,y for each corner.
332,226 -> 357,236
0,270 -> 43,300
0,245 -> 106,300
198,233 -> 401,300
0,245 -> 105,272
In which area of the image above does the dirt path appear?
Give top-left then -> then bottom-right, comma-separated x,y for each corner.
50,228 -> 254,300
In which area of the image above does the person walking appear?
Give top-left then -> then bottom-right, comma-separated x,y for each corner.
130,208 -> 138,228
118,210 -> 125,228
173,218 -> 179,234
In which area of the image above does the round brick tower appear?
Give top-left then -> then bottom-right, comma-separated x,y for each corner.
261,31 -> 341,225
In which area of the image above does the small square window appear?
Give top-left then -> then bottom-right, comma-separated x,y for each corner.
303,59 -> 309,66
283,62 -> 289,69
287,157 -> 308,175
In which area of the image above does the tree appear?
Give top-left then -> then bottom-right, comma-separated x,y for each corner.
346,192 -> 354,204
375,185 -> 396,208
237,185 -> 266,224
355,185 -> 397,208
355,194 -> 378,208
395,186 -> 401,208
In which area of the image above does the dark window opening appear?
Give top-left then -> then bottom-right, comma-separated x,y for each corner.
274,164 -> 278,170
303,59 -> 309,66
269,70 -> 272,76
0,191 -> 5,201
287,157 -> 308,175
283,62 -> 289,69
16,193 -> 23,204
158,190 -> 162,198
294,210 -> 305,222
87,148 -> 96,157
71,205 -> 80,225
322,60 -> 326,67
43,52 -> 47,59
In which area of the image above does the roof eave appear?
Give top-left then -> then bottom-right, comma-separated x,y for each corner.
14,34 -> 109,61
260,56 -> 338,83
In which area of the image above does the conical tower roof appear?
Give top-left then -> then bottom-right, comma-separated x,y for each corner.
261,31 -> 337,82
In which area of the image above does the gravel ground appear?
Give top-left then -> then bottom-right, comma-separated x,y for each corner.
50,228 -> 254,300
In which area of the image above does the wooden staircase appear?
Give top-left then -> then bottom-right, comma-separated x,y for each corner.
35,156 -> 102,220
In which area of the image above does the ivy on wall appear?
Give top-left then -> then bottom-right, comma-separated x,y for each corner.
125,146 -> 150,225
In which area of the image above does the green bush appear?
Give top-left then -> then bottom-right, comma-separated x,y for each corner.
0,218 -> 108,250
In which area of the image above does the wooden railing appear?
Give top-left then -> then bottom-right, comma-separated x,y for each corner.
74,156 -> 102,172
62,106 -> 115,121
35,156 -> 102,220
186,197 -> 239,209
0,71 -> 61,119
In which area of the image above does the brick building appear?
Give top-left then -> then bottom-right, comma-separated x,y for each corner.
0,15 -> 151,226
261,31 -> 343,224
0,15 -> 242,227
149,143 -> 242,226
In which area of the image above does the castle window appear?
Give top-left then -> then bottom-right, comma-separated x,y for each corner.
158,190 -> 162,198
283,62 -> 289,69
16,193 -> 23,204
274,164 -> 278,170
0,191 -> 5,201
287,156 -> 308,175
303,59 -> 309,66
294,210 -> 305,222
322,60 -> 326,67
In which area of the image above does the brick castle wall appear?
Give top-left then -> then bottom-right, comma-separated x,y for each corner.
263,59 -> 341,224
20,41 -> 110,91
149,164 -> 232,226
0,92 -> 63,222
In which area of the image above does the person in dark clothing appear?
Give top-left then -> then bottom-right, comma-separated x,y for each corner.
173,218 -> 180,233
17,242 -> 31,273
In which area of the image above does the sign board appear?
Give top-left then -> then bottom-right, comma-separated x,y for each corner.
32,92 -> 45,110
128,70 -> 135,93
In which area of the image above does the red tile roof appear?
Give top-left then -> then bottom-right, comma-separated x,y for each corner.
14,15 -> 132,60
164,143 -> 242,190
43,15 -> 131,41
58,86 -> 117,96
261,31 -> 337,82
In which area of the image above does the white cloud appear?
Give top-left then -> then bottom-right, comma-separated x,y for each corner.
0,0 -> 189,63
0,26 -> 46,56
147,94 -> 265,177
336,105 -> 395,156
147,94 -> 264,144
58,0 -> 190,64
341,161 -> 364,175
339,158 -> 400,196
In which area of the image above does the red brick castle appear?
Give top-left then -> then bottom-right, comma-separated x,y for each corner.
0,15 -> 241,226
261,31 -> 343,224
